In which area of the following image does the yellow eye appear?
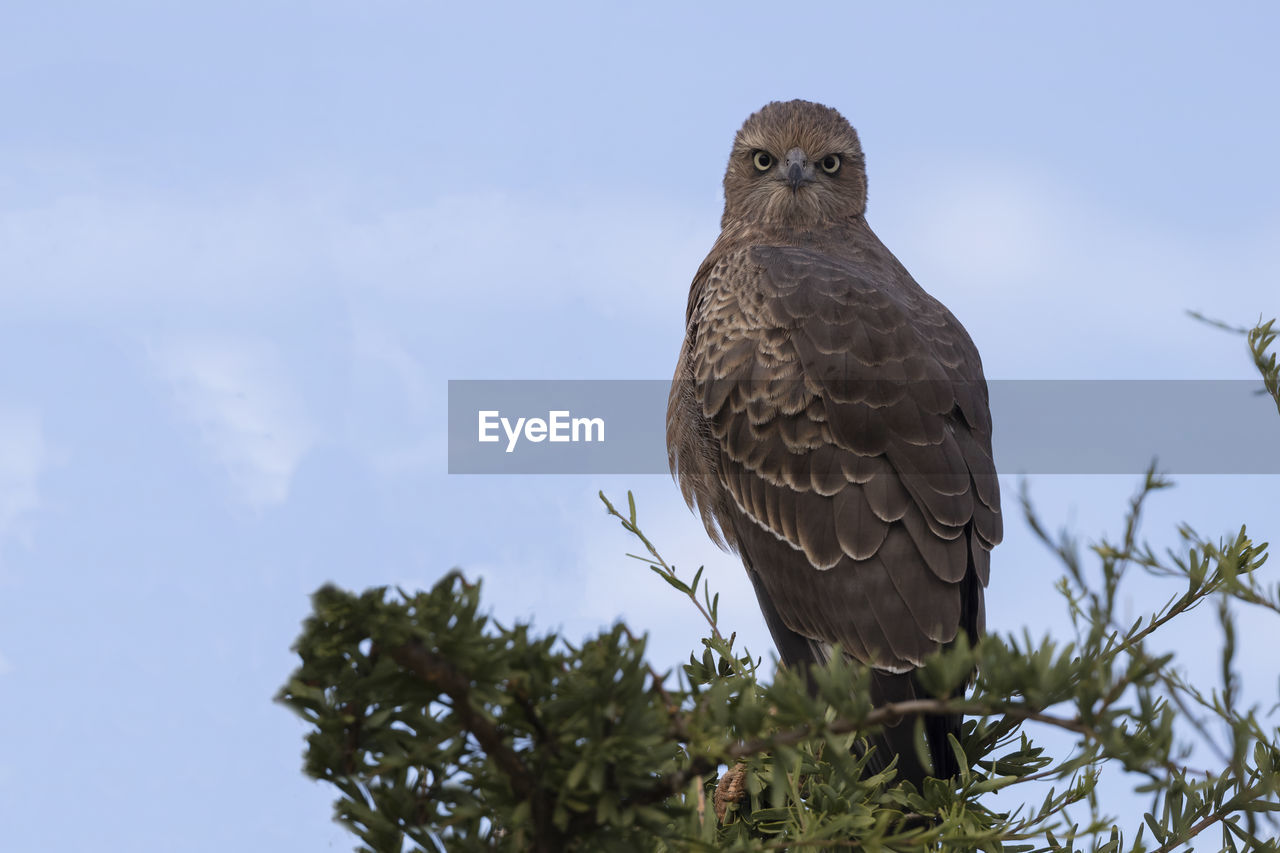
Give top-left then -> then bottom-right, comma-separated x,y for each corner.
820,154 -> 840,174
752,150 -> 774,171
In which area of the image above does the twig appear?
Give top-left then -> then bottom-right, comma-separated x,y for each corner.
1148,791 -> 1252,853
601,490 -> 726,643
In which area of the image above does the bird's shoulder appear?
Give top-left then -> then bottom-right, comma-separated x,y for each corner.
688,235 -> 983,389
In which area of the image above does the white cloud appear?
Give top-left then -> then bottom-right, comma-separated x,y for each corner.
0,188 -> 714,321
152,338 -> 317,510
908,167 -> 1060,286
348,317 -> 433,418
0,405 -> 50,554
327,191 -> 714,316
343,315 -> 446,478
878,162 -> 1280,379
0,194 -> 322,312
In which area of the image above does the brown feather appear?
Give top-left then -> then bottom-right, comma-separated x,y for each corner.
833,487 -> 889,560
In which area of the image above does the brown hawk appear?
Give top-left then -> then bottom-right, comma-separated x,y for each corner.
667,100 -> 1002,785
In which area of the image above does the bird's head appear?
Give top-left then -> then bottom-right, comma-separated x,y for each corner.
722,100 -> 868,229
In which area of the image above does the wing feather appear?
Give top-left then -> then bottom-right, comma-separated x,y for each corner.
668,243 -> 1000,673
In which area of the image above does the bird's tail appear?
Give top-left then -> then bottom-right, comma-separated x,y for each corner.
863,668 -> 959,787
746,566 -> 962,786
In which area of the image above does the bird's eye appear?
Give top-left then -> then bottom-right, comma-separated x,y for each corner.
820,154 -> 841,174
752,150 -> 774,171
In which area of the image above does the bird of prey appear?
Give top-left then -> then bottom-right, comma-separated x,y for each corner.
667,100 -> 1002,786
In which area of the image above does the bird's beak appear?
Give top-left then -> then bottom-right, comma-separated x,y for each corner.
784,147 -> 812,191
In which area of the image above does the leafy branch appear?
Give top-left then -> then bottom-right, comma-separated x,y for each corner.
280,316 -> 1280,852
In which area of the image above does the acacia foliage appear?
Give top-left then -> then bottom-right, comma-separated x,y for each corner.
278,319 -> 1280,851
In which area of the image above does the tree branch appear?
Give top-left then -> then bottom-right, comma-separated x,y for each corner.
388,640 -> 564,851
390,640 -> 535,800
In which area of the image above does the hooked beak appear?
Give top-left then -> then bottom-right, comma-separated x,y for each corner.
784,147 -> 812,191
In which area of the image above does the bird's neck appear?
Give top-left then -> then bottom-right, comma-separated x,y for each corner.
718,215 -> 874,253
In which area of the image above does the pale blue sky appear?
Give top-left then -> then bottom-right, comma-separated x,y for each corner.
2,3 -> 1278,850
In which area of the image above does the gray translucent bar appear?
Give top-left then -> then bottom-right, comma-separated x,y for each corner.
448,380 -> 1279,474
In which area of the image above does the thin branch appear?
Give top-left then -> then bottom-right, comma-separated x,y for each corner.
1148,791 -> 1252,853
601,490 -> 726,643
